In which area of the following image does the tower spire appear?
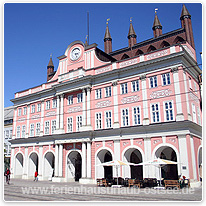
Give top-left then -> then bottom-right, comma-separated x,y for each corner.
47,55 -> 54,82
152,9 -> 162,38
104,18 -> 112,54
128,17 -> 137,47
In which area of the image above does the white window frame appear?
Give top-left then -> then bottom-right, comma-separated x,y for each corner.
189,77 -> 192,89
95,88 -> 102,99
52,99 -> 57,108
121,108 -> 129,127
95,112 -> 102,129
22,125 -> 26,138
67,117 -> 73,132
192,103 -> 197,123
121,83 -> 128,94
23,107 -> 27,115
163,100 -> 174,122
37,103 -> 41,112
150,103 -> 161,123
131,80 -> 139,92
162,73 -> 171,86
45,121 -> 50,135
36,122 -> 40,136
68,95 -> 73,105
16,126 -> 21,138
132,106 -> 141,125
51,120 -> 56,134
76,115 -> 82,131
18,108 -> 22,116
105,110 -> 112,128
46,100 -> 50,110
149,76 -> 158,88
197,106 -> 201,125
31,104 -> 35,113
77,93 -> 83,103
105,86 -> 112,97
30,123 -> 35,137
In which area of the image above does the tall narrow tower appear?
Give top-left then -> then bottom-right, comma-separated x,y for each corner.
152,11 -> 162,38
104,19 -> 112,54
128,18 -> 137,47
180,4 -> 195,48
47,55 -> 54,82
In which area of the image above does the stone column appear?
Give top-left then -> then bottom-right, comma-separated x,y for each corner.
40,100 -> 44,136
82,142 -> 87,178
82,89 -> 86,126
143,137 -> 152,178
26,104 -> 30,138
141,75 -> 149,125
38,146 -> 43,180
22,147 -> 28,179
86,87 -> 91,127
172,67 -> 184,121
58,144 -> 63,177
190,135 -> 197,180
56,95 -> 60,130
54,144 -> 59,177
86,141 -> 92,178
112,81 -> 119,128
12,108 -> 17,139
60,94 -> 64,130
113,140 -> 120,178
10,148 -> 15,178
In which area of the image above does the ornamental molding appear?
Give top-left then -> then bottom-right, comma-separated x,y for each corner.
45,111 -> 56,117
17,117 -> 26,122
121,95 -> 139,104
31,114 -> 41,119
150,89 -> 172,99
153,139 -> 161,145
168,138 -> 176,143
68,106 -> 82,113
95,100 -> 111,108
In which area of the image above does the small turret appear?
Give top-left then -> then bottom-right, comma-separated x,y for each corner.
128,18 -> 137,47
104,19 -> 112,54
152,11 -> 162,38
47,55 -> 55,82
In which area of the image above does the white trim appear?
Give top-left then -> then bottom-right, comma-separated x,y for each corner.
150,102 -> 161,123
163,100 -> 174,122
104,110 -> 112,129
67,117 -> 73,133
132,106 -> 141,126
44,120 -> 50,135
95,112 -> 103,130
121,108 -> 130,127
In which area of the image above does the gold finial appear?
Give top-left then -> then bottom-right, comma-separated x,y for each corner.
130,17 -> 133,22
106,18 -> 110,25
50,53 -> 52,58
155,8 -> 158,14
86,35 -> 88,40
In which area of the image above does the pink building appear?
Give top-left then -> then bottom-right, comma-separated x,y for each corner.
10,4 -> 202,187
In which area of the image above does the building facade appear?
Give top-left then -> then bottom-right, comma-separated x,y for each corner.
10,5 -> 202,186
4,106 -> 14,170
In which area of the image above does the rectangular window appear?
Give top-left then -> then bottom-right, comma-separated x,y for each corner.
133,106 -> 141,125
37,103 -> 41,112
132,80 -> 139,92
18,108 -> 22,116
122,108 -> 129,126
105,111 -> 112,128
162,73 -> 171,86
23,107 -> 27,115
164,101 -> 174,121
192,104 -> 197,123
51,120 -> 56,134
67,117 -> 73,132
197,107 -> 201,125
121,83 -> 128,94
52,99 -> 57,108
16,126 -> 21,138
9,130 -> 13,138
22,125 -> 26,138
95,89 -> 102,99
151,103 -> 160,123
31,105 -> 35,113
5,130 -> 9,139
189,77 -> 192,89
30,124 -> 34,137
68,95 -> 73,105
76,115 -> 82,131
150,76 -> 158,88
105,86 -> 112,97
36,123 -> 40,136
45,121 -> 50,135
95,112 -> 102,129
77,93 -> 83,103
46,100 -> 50,110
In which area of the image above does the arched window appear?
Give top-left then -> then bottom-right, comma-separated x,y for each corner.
160,41 -> 170,48
121,53 -> 130,60
147,45 -> 157,52
135,49 -> 144,56
173,36 -> 185,44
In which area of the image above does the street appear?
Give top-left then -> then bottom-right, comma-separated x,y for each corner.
4,178 -> 202,201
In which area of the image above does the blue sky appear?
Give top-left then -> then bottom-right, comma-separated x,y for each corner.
4,3 -> 202,107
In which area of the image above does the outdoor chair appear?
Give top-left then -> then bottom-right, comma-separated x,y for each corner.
102,178 -> 109,187
128,179 -> 135,187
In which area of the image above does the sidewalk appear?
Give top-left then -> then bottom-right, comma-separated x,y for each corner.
4,178 -> 202,201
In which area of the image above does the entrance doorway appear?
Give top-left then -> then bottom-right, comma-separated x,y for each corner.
67,151 -> 82,181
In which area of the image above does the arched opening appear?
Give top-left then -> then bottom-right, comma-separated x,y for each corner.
67,151 -> 82,181
44,152 -> 55,180
155,146 -> 178,180
96,149 -> 113,179
160,41 -> 170,48
15,153 -> 24,178
28,153 -> 38,178
198,147 -> 202,181
123,148 -> 143,179
147,45 -> 157,52
135,49 -> 144,56
121,53 -> 130,60
173,36 -> 185,44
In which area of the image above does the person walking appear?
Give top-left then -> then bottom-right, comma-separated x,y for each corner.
5,168 -> 10,184
34,171 -> 38,181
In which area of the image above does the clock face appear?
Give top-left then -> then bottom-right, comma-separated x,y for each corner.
70,47 -> 81,61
